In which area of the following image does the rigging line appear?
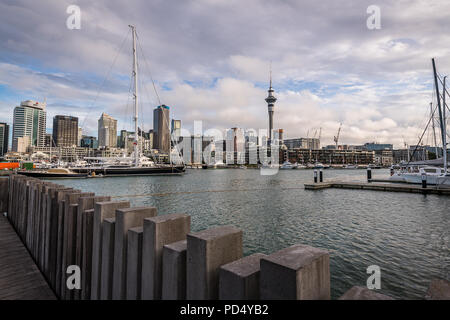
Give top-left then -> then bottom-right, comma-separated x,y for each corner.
406,103 -> 438,166
136,34 -> 183,165
136,32 -> 162,106
80,29 -> 131,131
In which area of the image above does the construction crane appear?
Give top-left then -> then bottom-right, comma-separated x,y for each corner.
334,123 -> 342,150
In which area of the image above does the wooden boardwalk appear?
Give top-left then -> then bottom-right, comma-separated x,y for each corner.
304,181 -> 450,195
0,214 -> 56,300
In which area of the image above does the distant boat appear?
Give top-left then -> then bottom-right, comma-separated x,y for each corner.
343,164 -> 358,169
18,168 -> 88,178
280,161 -> 296,169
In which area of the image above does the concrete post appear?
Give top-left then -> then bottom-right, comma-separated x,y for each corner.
186,226 -> 243,300
112,207 -> 157,300
81,208 -> 94,300
74,195 -> 110,300
61,192 -> 94,299
126,227 -> 143,300
0,177 -> 8,214
62,203 -> 79,300
162,240 -> 187,300
260,244 -> 330,300
219,253 -> 266,300
141,213 -> 190,300
100,218 -> 116,300
91,201 -> 130,300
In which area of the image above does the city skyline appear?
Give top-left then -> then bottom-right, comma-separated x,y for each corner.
1,1 -> 450,149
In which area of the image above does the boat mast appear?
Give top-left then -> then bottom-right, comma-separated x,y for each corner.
130,25 -> 139,167
443,76 -> 448,173
430,102 -> 439,158
432,59 -> 446,161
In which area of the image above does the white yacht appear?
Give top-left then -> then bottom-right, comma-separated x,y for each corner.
280,161 -> 296,169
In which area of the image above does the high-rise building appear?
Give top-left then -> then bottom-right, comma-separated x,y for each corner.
265,72 -> 277,144
153,105 -> 170,153
284,138 -> 320,150
0,122 -> 9,157
171,119 -> 181,142
98,113 -> 117,148
81,135 -> 98,149
78,127 -> 83,146
12,100 -> 47,152
52,115 -> 79,147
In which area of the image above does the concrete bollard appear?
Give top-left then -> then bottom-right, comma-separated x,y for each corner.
126,227 -> 143,300
260,244 -> 330,300
141,213 -> 191,300
100,218 -> 116,300
162,240 -> 187,300
319,169 -> 323,183
81,208 -> 94,300
219,253 -> 266,300
47,188 -> 74,289
367,167 -> 372,182
112,207 -> 157,300
91,201 -> 130,300
338,286 -> 394,300
61,192 -> 94,299
186,226 -> 243,300
74,195 -> 110,300
0,177 -> 8,213
314,170 -> 318,183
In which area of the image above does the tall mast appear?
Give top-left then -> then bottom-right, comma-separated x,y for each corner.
443,76 -> 447,173
431,102 -> 439,157
432,59 -> 446,158
130,25 -> 139,167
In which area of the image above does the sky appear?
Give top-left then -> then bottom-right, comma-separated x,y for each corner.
1,0 -> 450,148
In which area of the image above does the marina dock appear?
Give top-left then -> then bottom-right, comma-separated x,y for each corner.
305,180 -> 450,195
0,214 -> 55,300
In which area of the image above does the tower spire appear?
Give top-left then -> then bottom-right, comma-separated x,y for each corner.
265,64 -> 276,145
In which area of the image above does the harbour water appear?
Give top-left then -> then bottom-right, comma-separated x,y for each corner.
49,169 -> 450,299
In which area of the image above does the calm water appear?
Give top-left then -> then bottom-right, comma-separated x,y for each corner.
50,168 -> 450,299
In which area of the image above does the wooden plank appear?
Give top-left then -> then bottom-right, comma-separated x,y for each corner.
0,214 -> 56,300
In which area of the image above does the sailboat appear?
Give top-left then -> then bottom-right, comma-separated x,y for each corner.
75,26 -> 185,177
389,58 -> 449,186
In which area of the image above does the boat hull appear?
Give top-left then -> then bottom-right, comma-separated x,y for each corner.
17,171 -> 88,178
70,165 -> 186,176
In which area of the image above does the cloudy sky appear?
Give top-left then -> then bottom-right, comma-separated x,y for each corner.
1,0 -> 449,148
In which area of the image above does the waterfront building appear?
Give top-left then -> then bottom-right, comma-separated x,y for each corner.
364,142 -> 393,151
98,113 -> 117,148
285,148 -> 375,165
153,105 -> 170,153
0,122 -> 9,157
81,136 -> 98,149
15,136 -> 30,153
284,138 -> 320,150
226,128 -> 245,164
374,150 -> 394,166
12,100 -> 47,152
171,119 -> 181,143
52,115 -> 79,147
78,127 -> 83,146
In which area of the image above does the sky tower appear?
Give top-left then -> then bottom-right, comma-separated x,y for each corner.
265,69 -> 277,144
